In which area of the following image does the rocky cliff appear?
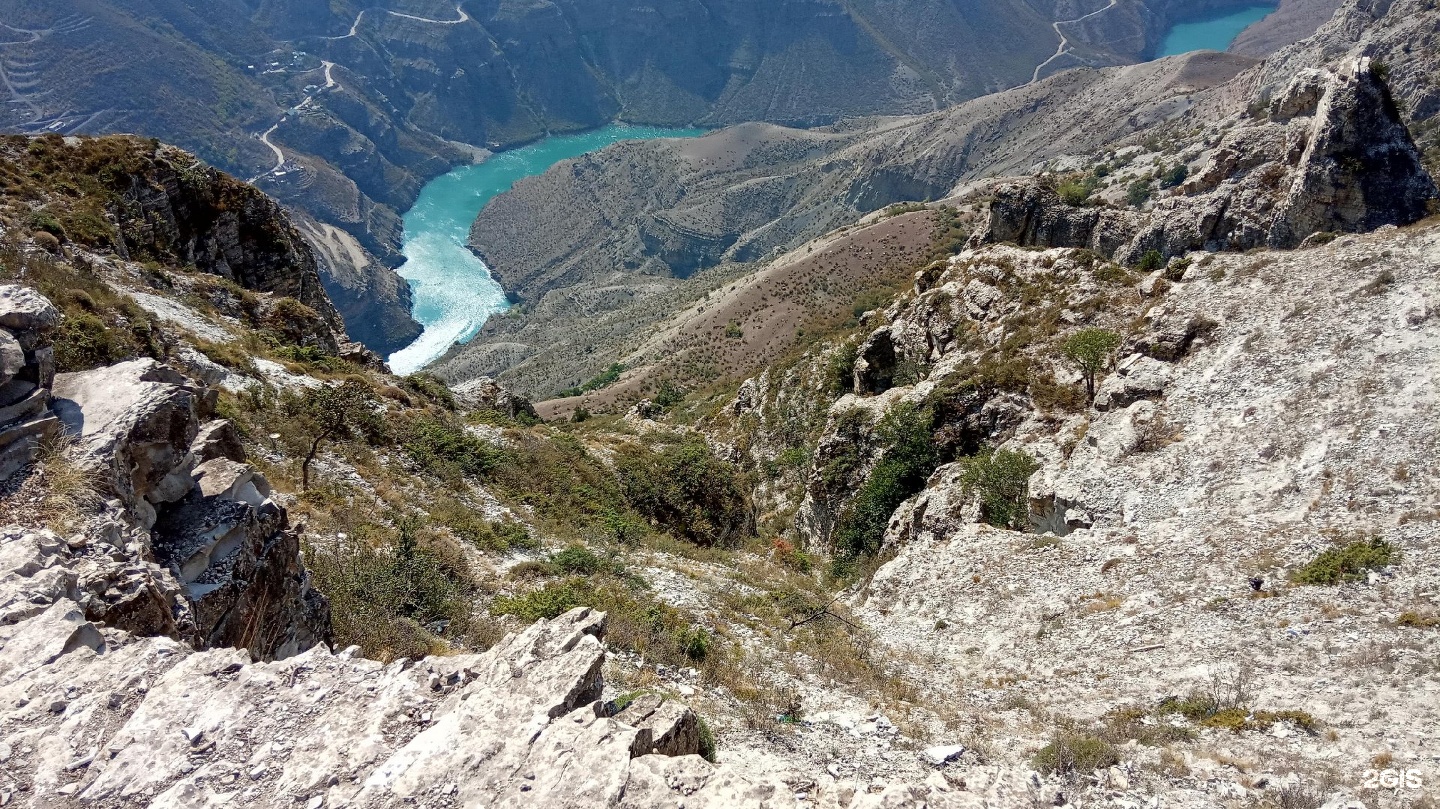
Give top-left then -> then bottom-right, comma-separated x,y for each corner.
969,58 -> 1437,261
1,284 -> 329,661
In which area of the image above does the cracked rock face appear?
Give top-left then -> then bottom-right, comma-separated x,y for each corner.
972,58 -> 1438,262
0,285 -> 60,482
0,582 -> 791,809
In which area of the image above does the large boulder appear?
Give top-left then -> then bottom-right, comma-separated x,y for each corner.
452,375 -> 538,420
0,285 -> 61,336
51,359 -> 201,528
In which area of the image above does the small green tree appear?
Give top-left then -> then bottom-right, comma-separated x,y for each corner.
1125,179 -> 1152,207
1061,328 -> 1122,403
1136,249 -> 1165,272
959,449 -> 1039,530
291,380 -> 381,489
1158,163 -> 1189,189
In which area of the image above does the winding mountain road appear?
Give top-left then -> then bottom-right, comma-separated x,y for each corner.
0,16 -> 93,129
253,5 -> 472,181
322,4 -> 471,41
1029,0 -> 1120,85
249,60 -> 339,182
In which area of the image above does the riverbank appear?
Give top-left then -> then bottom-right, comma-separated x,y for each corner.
386,124 -> 707,374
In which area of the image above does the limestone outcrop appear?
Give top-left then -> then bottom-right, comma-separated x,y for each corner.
971,58 -> 1438,262
2,287 -> 329,660
104,143 -> 344,336
0,564 -> 781,809
0,286 -> 61,481
451,376 -> 539,421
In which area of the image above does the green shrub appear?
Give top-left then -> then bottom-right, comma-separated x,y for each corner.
194,339 -> 259,375
493,519 -> 538,550
53,313 -> 129,371
1158,164 -> 1189,189
1153,690 -> 1319,734
25,208 -> 64,238
828,341 -> 860,396
401,416 -> 503,480
1032,733 -> 1120,775
1060,328 -> 1122,402
1057,179 -> 1094,207
275,344 -> 343,372
1092,263 -> 1131,285
303,522 -> 477,661
615,436 -> 748,546
559,363 -> 626,398
402,373 -> 457,410
958,448 -> 1038,530
550,544 -> 614,575
832,403 -> 937,562
432,499 -> 538,553
1397,611 -> 1438,628
680,626 -> 712,662
286,381 -> 383,490
1136,249 -> 1165,272
698,717 -> 718,762
492,582 -> 583,622
1293,538 -> 1398,585
1125,180 -> 1152,207
653,379 -> 686,408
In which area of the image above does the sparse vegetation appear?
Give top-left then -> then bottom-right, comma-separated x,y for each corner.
1158,163 -> 1189,189
615,435 -> 749,547
1057,175 -> 1098,207
304,518 -> 489,661
831,403 -> 937,569
1125,179 -> 1152,207
558,363 -> 626,398
286,380 -> 382,490
399,416 -> 503,481
1032,732 -> 1120,775
1136,249 -> 1165,272
1397,611 -> 1438,628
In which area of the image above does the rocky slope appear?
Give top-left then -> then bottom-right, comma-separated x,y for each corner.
444,0 -> 1439,398
1,4 -> 1439,807
1,0 -> 1334,355
445,52 -> 1256,397
969,58 -> 1437,261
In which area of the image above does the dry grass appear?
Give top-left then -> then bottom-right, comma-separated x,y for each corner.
14,435 -> 105,532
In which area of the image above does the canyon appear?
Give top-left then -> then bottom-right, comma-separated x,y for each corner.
0,0 -> 1436,806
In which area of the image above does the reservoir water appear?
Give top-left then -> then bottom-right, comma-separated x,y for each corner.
387,124 -> 708,375
1157,4 -> 1277,56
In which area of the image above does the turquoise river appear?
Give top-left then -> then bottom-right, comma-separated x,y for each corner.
1157,4 -> 1278,56
387,124 -> 707,374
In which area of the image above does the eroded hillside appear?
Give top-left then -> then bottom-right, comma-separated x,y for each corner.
1,1 -> 1439,805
